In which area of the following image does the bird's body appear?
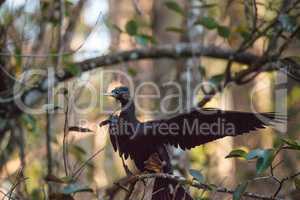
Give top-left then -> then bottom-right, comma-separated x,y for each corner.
101,86 -> 285,200
108,101 -> 172,173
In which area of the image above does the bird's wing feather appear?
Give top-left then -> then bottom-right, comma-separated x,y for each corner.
143,108 -> 285,150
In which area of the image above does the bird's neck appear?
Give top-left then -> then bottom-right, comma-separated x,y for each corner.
120,99 -> 137,121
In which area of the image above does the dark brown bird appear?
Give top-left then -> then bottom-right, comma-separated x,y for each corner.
100,86 -> 284,200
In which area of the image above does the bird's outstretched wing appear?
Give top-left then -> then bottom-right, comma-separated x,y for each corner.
143,108 -> 285,150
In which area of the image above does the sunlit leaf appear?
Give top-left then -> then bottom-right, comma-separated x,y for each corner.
189,169 -> 204,183
281,138 -> 300,150
289,87 -> 300,106
125,19 -> 138,35
195,197 -> 210,200
273,136 -> 284,149
233,182 -> 248,200
60,176 -> 76,183
225,149 -> 247,159
165,1 -> 184,16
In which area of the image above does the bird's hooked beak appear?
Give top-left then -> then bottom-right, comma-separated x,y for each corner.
103,91 -> 117,97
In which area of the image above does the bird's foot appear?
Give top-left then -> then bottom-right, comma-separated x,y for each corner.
144,153 -> 164,173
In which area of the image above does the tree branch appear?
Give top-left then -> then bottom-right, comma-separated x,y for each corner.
110,173 -> 284,200
0,43 -> 262,108
73,43 -> 259,74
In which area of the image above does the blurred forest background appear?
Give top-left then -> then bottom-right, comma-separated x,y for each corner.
0,0 -> 300,199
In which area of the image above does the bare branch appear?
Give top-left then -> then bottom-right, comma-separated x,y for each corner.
62,0 -> 86,51
73,43 -> 259,73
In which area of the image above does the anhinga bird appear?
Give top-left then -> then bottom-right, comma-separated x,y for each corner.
100,86 -> 284,200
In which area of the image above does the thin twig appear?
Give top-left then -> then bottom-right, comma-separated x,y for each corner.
63,93 -> 70,176
72,147 -> 105,179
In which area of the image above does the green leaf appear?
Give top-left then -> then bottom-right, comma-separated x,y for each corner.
207,184 -> 217,191
66,0 -> 76,5
246,149 -> 274,174
256,150 -> 274,174
273,136 -> 284,149
127,68 -> 137,77
209,74 -> 224,86
246,149 -> 264,160
21,114 -> 37,134
240,31 -> 251,41
62,183 -> 93,194
196,17 -> 218,29
281,138 -> 300,150
285,56 -> 300,64
217,25 -> 230,38
15,47 -> 22,69
0,127 -> 10,152
70,145 -> 87,162
44,174 -> 74,184
278,14 -> 297,32
198,65 -> 206,77
189,169 -> 204,183
195,197 -> 210,200
60,176 -> 75,184
233,182 -> 248,200
125,19 -> 138,35
134,34 -> 156,46
294,178 -> 300,189
0,118 -> 7,130
66,64 -> 81,76
165,1 -> 184,16
225,149 -> 247,159
166,26 -> 185,34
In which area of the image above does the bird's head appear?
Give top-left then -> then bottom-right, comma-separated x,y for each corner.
104,86 -> 130,103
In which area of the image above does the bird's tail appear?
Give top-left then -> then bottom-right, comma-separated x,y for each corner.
151,177 -> 193,200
